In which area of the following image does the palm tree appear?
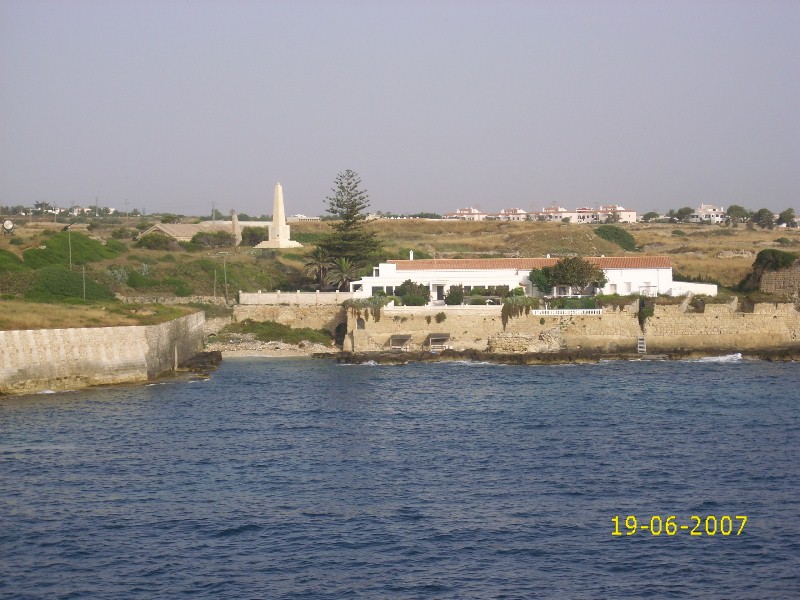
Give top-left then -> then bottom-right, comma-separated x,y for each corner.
302,247 -> 331,287
324,257 -> 360,291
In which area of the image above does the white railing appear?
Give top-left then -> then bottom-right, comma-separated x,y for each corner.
238,290 -> 354,305
529,309 -> 603,316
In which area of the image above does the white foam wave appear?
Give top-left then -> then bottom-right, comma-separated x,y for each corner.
693,353 -> 743,363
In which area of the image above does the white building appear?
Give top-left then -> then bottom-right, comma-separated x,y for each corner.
689,204 -> 727,224
443,207 -> 488,221
351,256 -> 717,301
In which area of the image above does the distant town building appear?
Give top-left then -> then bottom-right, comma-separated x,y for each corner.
443,207 -> 489,221
444,204 -> 637,223
689,204 -> 727,224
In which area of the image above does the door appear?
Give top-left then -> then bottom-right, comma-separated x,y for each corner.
436,285 -> 445,301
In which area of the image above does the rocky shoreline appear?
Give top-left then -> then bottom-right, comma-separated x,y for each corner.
198,339 -> 800,368
318,347 -> 800,365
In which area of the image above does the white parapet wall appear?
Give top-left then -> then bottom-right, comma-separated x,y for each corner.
239,290 -> 355,305
667,282 -> 719,296
0,312 -> 205,396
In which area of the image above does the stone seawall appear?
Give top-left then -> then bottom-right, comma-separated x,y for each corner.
643,302 -> 800,352
345,302 -> 800,355
233,305 -> 347,334
0,312 -> 205,396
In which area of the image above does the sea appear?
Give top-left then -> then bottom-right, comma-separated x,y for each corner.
1,356 -> 799,599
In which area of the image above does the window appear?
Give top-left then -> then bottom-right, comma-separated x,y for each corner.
386,286 -> 393,296
373,268 -> 380,277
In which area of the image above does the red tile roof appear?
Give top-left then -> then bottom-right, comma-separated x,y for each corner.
388,256 -> 671,271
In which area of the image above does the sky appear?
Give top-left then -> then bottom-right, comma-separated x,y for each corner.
1,1 -> 798,218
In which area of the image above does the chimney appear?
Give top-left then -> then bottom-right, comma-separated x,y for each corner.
409,250 -> 414,260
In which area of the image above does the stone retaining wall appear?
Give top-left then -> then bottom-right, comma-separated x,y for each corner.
233,305 -> 347,334
346,302 -> 800,354
0,312 -> 205,396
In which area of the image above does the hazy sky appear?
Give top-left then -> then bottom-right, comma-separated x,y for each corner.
1,1 -> 798,217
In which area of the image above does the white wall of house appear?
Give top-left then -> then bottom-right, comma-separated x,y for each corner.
350,259 -> 692,300
352,263 -> 532,299
599,267 -> 673,297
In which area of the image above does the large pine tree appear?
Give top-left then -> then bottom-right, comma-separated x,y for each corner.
317,170 -> 383,268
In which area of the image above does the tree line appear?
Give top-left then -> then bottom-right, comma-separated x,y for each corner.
641,206 -> 796,229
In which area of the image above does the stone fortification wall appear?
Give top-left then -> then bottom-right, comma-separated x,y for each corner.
644,302 -> 800,352
760,265 -> 800,297
233,304 -> 346,334
347,302 -> 800,354
347,305 -> 641,354
0,312 -> 205,396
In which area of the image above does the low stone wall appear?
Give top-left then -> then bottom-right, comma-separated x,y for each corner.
0,312 -> 205,396
233,304 -> 347,334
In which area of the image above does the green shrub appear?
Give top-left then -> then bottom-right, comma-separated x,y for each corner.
111,227 -> 134,239
672,229 -> 687,237
25,265 -> 116,301
135,233 -> 178,251
292,232 -> 324,244
127,270 -> 158,289
190,230 -> 235,249
595,225 -> 636,251
435,312 -> 446,323
402,294 -> 428,306
444,284 -> 464,305
775,237 -> 792,246
240,226 -> 269,246
164,277 -> 192,297
754,248 -> 797,271
395,279 -> 430,304
9,237 -> 23,245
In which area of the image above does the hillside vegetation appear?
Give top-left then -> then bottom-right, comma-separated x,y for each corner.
1,219 -> 798,329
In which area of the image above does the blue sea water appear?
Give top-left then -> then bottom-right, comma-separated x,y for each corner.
1,356 -> 799,599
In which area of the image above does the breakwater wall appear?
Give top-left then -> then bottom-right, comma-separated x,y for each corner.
0,312 -> 205,396
346,302 -> 800,354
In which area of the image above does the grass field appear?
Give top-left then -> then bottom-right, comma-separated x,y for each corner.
0,299 -> 197,330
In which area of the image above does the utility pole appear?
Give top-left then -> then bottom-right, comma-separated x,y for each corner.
223,259 -> 228,304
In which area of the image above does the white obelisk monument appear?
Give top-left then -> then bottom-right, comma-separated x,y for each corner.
256,182 -> 302,249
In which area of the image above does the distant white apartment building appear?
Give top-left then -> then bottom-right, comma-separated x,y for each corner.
533,204 -> 637,224
689,204 -> 727,224
443,207 -> 489,221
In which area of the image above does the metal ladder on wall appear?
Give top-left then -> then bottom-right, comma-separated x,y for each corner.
637,336 -> 647,354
